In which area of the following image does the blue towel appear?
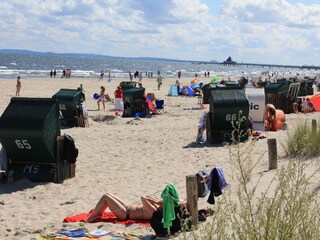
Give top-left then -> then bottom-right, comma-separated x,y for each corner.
57,229 -> 86,237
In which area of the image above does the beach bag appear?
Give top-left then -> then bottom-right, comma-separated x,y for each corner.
196,170 -> 210,198
62,134 -> 79,163
150,205 -> 190,238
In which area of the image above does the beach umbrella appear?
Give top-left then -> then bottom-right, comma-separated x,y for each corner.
210,76 -> 222,84
310,94 -> 320,111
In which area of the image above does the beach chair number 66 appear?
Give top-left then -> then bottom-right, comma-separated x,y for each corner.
15,140 -> 32,149
226,114 -> 237,122
59,104 -> 66,110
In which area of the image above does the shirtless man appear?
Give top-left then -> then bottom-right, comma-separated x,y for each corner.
265,104 -> 276,131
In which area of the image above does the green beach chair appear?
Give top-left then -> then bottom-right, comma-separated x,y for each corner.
0,97 -> 73,183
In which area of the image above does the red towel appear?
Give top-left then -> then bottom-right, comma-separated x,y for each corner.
63,209 -> 150,226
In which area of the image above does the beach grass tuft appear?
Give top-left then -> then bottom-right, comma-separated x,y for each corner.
180,114 -> 320,240
283,120 -> 320,158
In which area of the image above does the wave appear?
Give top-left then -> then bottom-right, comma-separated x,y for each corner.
0,69 -> 21,75
110,69 -> 123,73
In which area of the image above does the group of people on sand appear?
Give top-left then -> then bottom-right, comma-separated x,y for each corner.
177,70 -> 210,79
265,99 -> 315,131
301,97 -> 315,113
61,69 -> 72,78
49,69 -> 57,78
98,70 -> 112,81
97,85 -> 123,111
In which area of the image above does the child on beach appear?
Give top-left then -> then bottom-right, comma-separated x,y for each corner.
301,98 -> 308,113
78,84 -> 86,102
97,86 -> 107,111
196,111 -> 208,143
16,76 -> 21,96
175,80 -> 180,93
114,86 -> 123,111
156,75 -> 163,90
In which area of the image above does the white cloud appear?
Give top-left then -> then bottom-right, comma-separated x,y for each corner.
171,0 -> 209,21
0,0 -> 319,64
214,0 -> 320,64
221,0 -> 320,28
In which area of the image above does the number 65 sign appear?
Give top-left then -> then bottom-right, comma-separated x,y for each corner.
15,139 -> 32,149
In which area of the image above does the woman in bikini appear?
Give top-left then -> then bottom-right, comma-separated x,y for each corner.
86,193 -> 162,222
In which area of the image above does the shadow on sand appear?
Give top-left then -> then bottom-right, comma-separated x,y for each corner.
0,178 -> 47,194
183,141 -> 226,148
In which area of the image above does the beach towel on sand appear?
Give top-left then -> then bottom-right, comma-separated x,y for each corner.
63,209 -> 150,226
41,229 -> 155,240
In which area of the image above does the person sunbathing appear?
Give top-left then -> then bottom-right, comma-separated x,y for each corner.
305,98 -> 315,112
86,193 -> 163,222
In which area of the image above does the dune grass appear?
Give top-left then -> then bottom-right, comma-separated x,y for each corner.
179,114 -> 320,240
283,119 -> 320,158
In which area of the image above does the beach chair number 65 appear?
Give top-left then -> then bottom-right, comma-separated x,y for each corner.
15,140 -> 32,149
226,114 -> 237,122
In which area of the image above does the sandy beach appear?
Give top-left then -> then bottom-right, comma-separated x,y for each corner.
0,76 -> 319,239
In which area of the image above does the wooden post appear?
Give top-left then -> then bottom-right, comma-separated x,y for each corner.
186,175 -> 198,228
312,119 -> 317,133
268,138 -> 277,170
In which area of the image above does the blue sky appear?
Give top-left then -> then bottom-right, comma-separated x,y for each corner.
0,0 -> 319,65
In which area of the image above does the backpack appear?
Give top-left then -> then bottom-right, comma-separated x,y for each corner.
149,205 -> 190,238
196,170 -> 210,198
62,134 -> 79,163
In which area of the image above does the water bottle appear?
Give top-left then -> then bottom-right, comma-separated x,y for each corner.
7,170 -> 14,183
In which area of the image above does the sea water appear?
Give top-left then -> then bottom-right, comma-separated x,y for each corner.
0,52 -> 318,79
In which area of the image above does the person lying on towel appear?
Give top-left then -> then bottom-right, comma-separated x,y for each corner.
86,193 -> 162,222
86,185 -> 187,223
